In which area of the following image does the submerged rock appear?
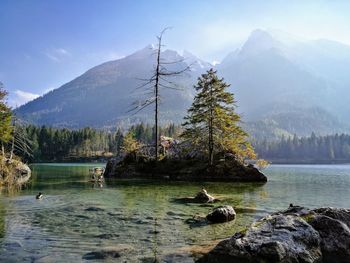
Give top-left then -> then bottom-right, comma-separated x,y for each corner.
198,206 -> 350,263
3,241 -> 23,250
94,233 -> 120,239
84,207 -> 105,212
82,244 -> 133,260
206,205 -> 236,223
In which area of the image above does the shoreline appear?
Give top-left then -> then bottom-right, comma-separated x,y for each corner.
29,161 -> 350,166
268,159 -> 350,165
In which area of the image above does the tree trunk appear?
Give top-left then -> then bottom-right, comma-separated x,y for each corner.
1,142 -> 5,157
208,84 -> 214,166
154,37 -> 161,162
9,135 -> 14,161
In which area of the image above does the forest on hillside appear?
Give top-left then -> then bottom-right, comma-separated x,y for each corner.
253,133 -> 350,163
22,124 -> 179,162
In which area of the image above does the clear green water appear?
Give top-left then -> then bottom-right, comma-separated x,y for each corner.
0,163 -> 349,262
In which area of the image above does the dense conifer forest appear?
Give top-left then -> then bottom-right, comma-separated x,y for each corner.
22,124 -> 180,162
253,133 -> 350,163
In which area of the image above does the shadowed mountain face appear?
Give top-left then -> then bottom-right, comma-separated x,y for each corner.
15,29 -> 350,137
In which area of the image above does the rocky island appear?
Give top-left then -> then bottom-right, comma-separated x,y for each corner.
104,70 -> 268,182
104,156 -> 267,182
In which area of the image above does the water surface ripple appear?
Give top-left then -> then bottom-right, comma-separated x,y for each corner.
0,163 -> 349,262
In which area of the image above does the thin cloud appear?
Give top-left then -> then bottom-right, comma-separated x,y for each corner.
45,48 -> 71,62
10,90 -> 40,107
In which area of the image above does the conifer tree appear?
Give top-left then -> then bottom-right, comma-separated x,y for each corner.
182,69 -> 256,165
121,131 -> 141,156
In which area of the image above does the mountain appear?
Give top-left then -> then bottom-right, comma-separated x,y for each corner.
216,29 -> 350,137
16,46 -> 210,128
16,29 -> 350,138
218,29 -> 350,124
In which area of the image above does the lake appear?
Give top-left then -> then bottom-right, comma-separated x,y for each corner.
0,163 -> 349,262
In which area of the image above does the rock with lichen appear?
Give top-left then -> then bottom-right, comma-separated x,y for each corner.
198,206 -> 350,263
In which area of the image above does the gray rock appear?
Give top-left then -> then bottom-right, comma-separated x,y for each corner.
309,215 -> 350,263
206,205 -> 236,223
312,207 -> 350,228
83,251 -> 120,260
194,190 -> 215,203
199,207 -> 350,263
84,207 -> 104,212
94,233 -> 120,239
4,241 -> 22,250
35,254 -> 61,263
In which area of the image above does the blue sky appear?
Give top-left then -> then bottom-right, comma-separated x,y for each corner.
1,0 -> 350,107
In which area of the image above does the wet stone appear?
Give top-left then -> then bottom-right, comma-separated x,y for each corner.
94,233 -> 120,239
82,245 -> 133,260
85,207 -> 105,212
75,215 -> 90,219
107,212 -> 120,216
82,251 -> 120,260
134,219 -> 149,224
4,241 -> 23,250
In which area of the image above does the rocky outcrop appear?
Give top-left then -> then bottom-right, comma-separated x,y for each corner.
104,158 -> 267,182
198,206 -> 350,263
174,189 -> 217,205
14,162 -> 31,184
0,157 -> 31,186
206,206 -> 236,223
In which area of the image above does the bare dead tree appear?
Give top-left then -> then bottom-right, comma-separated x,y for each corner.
9,116 -> 33,161
129,28 -> 190,162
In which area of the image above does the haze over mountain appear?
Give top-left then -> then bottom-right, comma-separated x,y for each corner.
217,29 -> 350,138
15,29 -> 350,138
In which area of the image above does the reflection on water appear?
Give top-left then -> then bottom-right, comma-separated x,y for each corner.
0,163 -> 349,262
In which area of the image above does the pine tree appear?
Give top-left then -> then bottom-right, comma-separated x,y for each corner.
181,69 -> 256,165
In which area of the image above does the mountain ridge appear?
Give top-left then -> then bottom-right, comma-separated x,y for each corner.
15,29 -> 350,138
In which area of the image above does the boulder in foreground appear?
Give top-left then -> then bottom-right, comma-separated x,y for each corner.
206,206 -> 236,223
198,206 -> 350,263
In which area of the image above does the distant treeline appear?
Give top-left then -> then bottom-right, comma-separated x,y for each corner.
254,133 -> 350,163
23,124 -> 180,162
